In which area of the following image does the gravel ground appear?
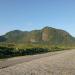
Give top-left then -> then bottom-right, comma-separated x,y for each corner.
0,49 -> 75,75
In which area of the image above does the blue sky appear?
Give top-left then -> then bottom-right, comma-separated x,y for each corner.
0,0 -> 75,36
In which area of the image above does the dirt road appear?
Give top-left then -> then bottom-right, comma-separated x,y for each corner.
0,51 -> 65,69
0,49 -> 75,75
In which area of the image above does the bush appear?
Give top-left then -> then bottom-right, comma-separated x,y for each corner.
0,46 -> 65,59
0,46 -> 49,58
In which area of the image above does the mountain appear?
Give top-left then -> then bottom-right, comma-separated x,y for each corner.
0,36 -> 7,42
0,27 -> 75,47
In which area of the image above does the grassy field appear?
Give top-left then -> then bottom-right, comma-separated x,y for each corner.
0,43 -> 72,59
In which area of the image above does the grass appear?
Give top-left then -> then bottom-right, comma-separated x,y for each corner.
0,44 -> 74,59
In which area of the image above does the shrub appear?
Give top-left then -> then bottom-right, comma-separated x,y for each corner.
0,46 -> 49,58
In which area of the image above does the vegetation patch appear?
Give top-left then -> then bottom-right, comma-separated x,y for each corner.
0,46 -> 66,59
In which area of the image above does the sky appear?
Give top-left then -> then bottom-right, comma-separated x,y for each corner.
0,0 -> 75,36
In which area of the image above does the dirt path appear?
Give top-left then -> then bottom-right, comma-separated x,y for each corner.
0,50 -> 75,75
0,51 -> 65,69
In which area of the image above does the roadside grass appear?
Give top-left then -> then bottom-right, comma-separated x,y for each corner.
0,45 -> 74,59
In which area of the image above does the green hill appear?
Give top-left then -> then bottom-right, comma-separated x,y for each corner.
0,27 -> 75,48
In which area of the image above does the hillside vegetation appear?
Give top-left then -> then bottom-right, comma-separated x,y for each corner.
0,27 -> 75,46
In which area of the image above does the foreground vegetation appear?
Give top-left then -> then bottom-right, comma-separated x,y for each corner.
0,45 -> 66,59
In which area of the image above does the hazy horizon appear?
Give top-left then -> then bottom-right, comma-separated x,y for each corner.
0,0 -> 75,36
